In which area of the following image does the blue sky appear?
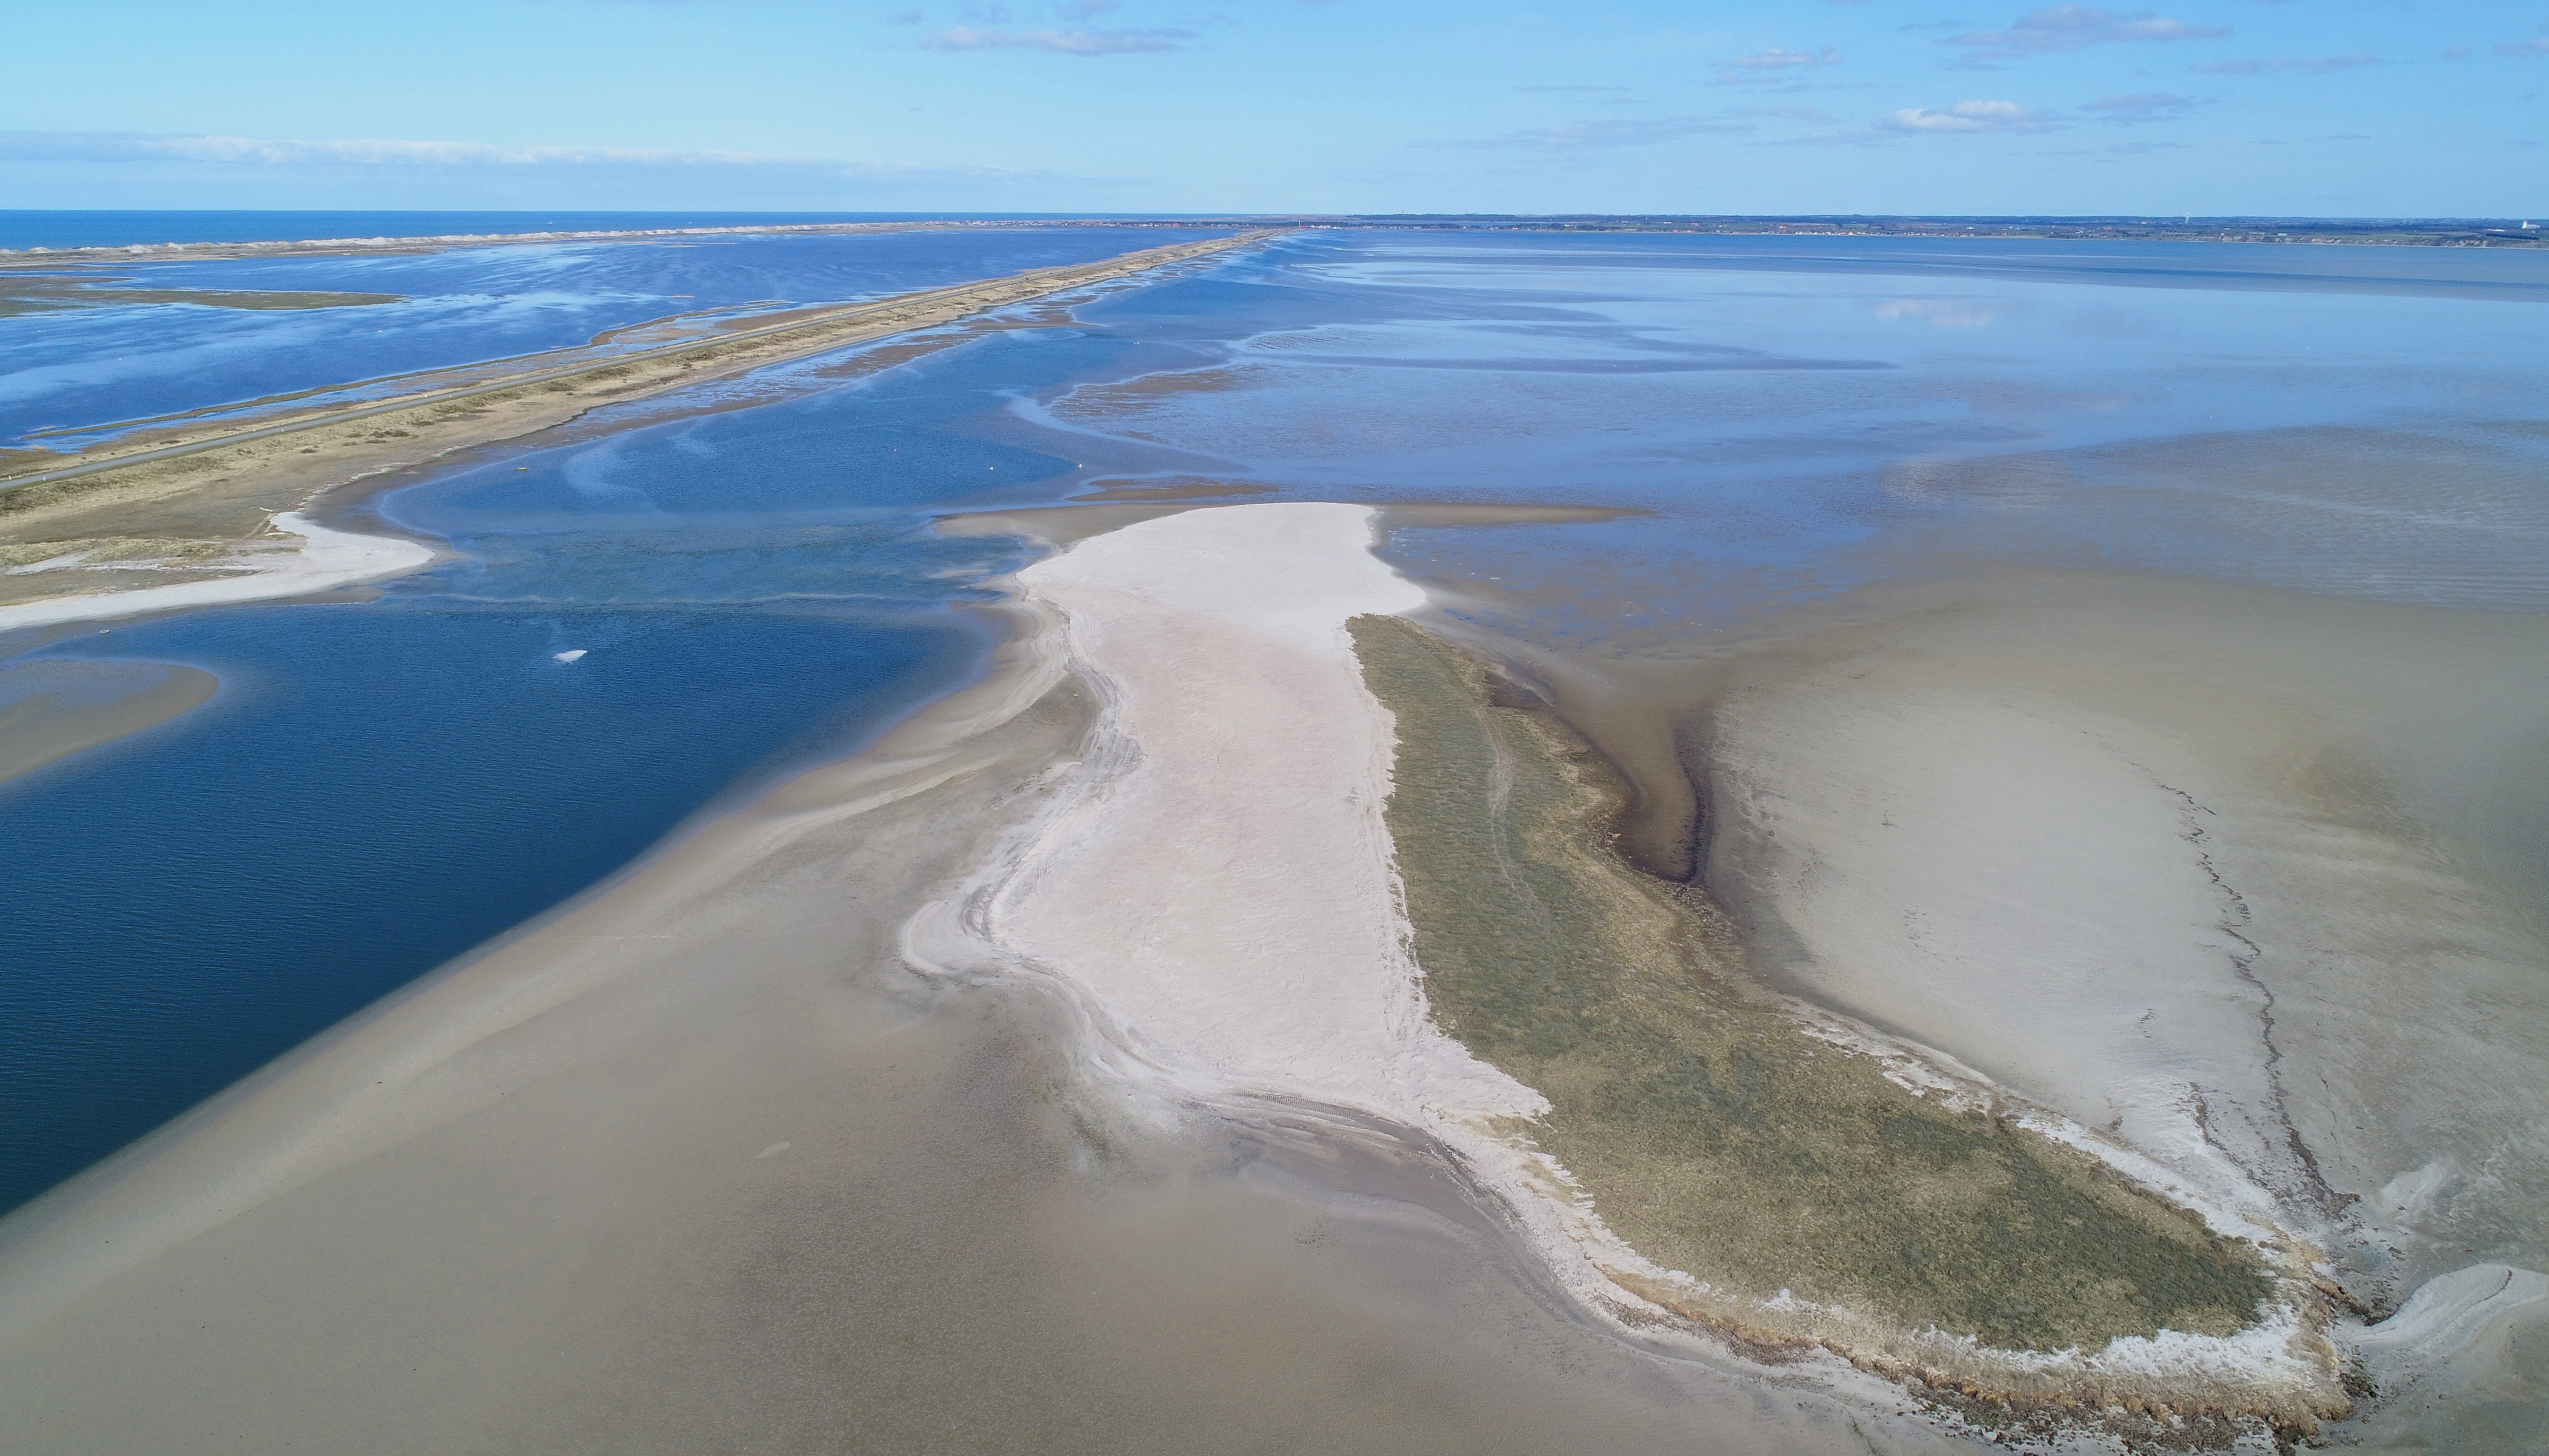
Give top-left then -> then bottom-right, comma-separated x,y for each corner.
3,1 -> 2543,215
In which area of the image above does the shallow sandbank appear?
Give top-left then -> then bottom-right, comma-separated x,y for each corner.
0,658 -> 216,786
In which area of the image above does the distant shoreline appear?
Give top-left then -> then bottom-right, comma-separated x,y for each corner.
0,217 -> 1247,269
0,228 -> 1281,634
4,213 -> 2539,268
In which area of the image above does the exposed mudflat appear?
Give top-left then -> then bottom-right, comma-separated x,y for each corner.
1352,614 -> 2345,1427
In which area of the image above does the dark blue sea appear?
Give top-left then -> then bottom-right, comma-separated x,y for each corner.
3,224 -> 2546,1221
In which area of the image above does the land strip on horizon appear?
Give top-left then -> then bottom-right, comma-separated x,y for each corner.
0,228 -> 1282,608
7,216 -> 2535,276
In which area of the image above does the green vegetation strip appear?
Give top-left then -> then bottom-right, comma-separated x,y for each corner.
1350,614 -> 2270,1353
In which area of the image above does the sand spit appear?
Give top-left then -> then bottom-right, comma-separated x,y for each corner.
0,230 -> 1281,607
0,511 -> 435,635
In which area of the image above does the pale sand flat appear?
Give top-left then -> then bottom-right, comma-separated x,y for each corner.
981,501 -> 1546,1123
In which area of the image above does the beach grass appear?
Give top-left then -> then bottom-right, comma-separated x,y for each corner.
1350,614 -> 2272,1353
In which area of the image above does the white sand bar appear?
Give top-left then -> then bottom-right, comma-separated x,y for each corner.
0,513 -> 435,636
976,502 -> 1546,1127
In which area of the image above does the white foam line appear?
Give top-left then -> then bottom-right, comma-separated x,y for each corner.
0,513 -> 436,636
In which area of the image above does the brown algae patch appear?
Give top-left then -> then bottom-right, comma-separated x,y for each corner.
1349,615 -> 2315,1400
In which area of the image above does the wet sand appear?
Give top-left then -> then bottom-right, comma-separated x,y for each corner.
1691,567 -> 2549,1298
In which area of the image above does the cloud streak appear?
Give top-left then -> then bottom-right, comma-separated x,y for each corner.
0,131 -> 1077,189
0,132 -> 783,166
1441,114 -> 1757,150
916,23 -> 1193,54
1720,46 -> 1842,71
1946,5 -> 2230,63
1875,99 -> 2063,134
2079,91 -> 2200,123
2192,53 -> 2378,75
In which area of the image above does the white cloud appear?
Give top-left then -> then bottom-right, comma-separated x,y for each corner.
1875,99 -> 2062,133
2498,32 -> 2549,58
2192,53 -> 2378,75
916,23 -> 1191,53
1946,5 -> 2230,63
